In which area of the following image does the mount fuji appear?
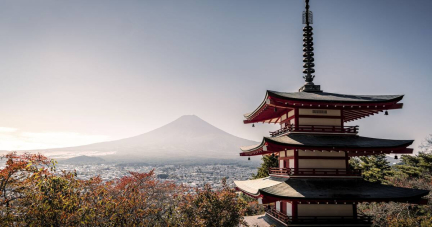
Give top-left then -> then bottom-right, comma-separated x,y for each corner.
33,115 -> 258,163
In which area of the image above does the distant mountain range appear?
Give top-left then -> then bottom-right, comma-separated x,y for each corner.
29,115 -> 259,163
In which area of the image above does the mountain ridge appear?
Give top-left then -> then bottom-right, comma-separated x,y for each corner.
25,115 -> 258,162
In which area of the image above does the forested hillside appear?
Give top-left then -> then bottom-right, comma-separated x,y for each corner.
351,135 -> 432,226
0,152 -> 252,226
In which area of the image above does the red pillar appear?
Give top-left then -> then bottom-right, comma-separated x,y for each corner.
281,201 -> 286,214
294,149 -> 299,174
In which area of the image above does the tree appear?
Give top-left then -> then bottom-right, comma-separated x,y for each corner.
251,154 -> 278,179
0,152 -> 54,224
23,171 -> 83,226
239,193 -> 265,216
357,135 -> 432,227
178,178 -> 247,227
353,155 -> 392,183
0,152 -> 248,226
420,134 -> 432,153
358,173 -> 432,227
391,153 -> 432,178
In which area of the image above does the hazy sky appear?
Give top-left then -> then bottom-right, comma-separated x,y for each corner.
0,0 -> 431,151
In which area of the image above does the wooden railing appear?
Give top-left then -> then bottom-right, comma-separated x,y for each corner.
269,168 -> 362,176
266,207 -> 372,225
270,125 -> 359,137
266,206 -> 290,224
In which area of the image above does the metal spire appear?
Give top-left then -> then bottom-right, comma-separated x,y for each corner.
299,0 -> 322,92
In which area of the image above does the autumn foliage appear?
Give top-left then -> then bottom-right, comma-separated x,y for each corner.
0,152 -> 248,226
353,136 -> 432,227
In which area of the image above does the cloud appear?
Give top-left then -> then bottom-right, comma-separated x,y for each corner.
0,131 -> 109,151
0,127 -> 18,133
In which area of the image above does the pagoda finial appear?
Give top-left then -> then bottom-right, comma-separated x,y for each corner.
299,0 -> 322,92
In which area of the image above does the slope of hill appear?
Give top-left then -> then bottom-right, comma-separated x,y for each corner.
60,155 -> 105,164
38,115 -> 258,162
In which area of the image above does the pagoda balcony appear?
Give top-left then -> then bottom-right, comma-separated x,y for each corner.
266,207 -> 372,225
269,168 -> 362,177
270,125 -> 359,137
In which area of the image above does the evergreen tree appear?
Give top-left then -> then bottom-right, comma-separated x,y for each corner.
416,152 -> 432,173
251,154 -> 278,179
394,152 -> 432,177
357,135 -> 432,227
358,154 -> 392,183
348,156 -> 361,170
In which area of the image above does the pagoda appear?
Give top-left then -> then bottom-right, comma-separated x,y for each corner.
234,1 -> 429,226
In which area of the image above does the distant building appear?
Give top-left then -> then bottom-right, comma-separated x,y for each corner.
234,1 -> 429,226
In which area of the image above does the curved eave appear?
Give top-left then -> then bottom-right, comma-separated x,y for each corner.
243,92 -> 285,124
267,135 -> 414,150
239,135 -> 414,157
258,190 -> 429,205
268,90 -> 404,104
244,92 -> 269,120
235,187 -> 262,198
239,141 -> 271,156
258,178 -> 429,204
234,177 -> 286,198
243,90 -> 405,124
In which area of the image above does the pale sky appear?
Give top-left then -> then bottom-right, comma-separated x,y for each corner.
0,0 -> 431,151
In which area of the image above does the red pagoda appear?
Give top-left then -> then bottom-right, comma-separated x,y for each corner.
234,1 -> 429,226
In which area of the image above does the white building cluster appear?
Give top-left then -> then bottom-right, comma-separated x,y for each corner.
57,163 -> 256,189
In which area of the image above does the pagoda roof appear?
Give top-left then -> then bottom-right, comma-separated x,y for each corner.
240,134 -> 413,156
234,177 -> 286,196
244,90 -> 404,124
268,91 -> 403,103
264,178 -> 428,201
235,177 -> 429,203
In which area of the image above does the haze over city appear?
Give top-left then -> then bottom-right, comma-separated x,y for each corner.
0,0 -> 431,152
